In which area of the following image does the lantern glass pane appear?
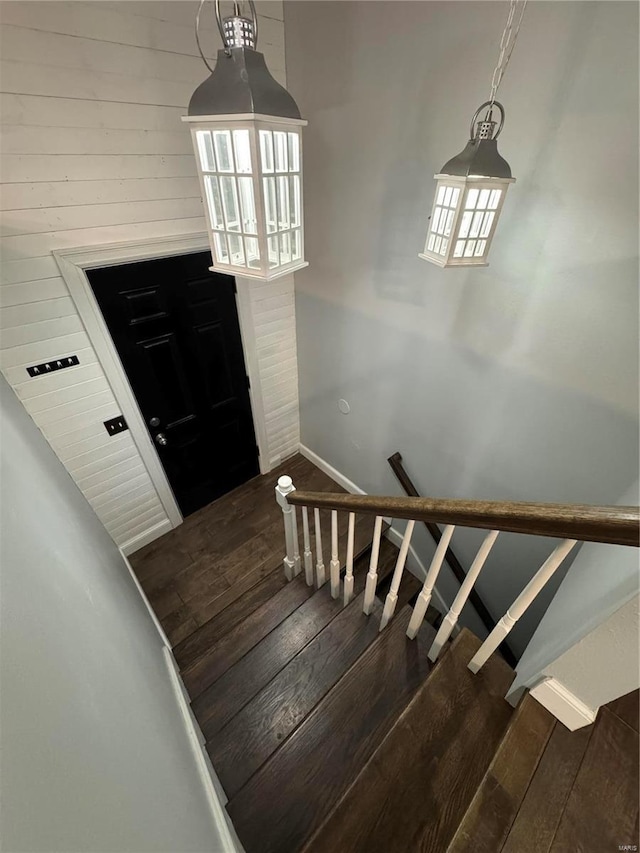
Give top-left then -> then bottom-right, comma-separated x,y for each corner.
228,233 -> 245,266
288,133 -> 300,172
488,189 -> 501,209
274,132 -> 288,172
451,187 -> 461,207
478,189 -> 490,209
470,211 -> 483,239
290,176 -> 301,227
279,232 -> 292,264
440,238 -> 448,256
464,240 -> 476,257
444,209 -> 454,237
475,240 -> 486,256
233,130 -> 252,174
213,131 -> 234,172
214,232 -> 229,263
268,235 -> 279,268
454,240 -> 464,258
204,176 -> 224,230
436,185 -> 446,205
263,177 -> 277,234
277,176 -> 290,230
245,236 -> 260,269
238,176 -> 257,235
292,229 -> 302,261
480,211 -> 494,239
219,176 -> 241,232
259,130 -> 274,173
196,131 -> 216,171
465,188 -> 479,209
459,211 -> 473,239
428,234 -> 435,252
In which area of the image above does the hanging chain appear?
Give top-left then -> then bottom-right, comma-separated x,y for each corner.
488,0 -> 528,108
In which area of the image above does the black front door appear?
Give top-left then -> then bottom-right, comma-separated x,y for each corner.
88,252 -> 259,517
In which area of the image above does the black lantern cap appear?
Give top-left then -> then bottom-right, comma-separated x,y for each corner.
439,101 -> 512,179
188,47 -> 302,119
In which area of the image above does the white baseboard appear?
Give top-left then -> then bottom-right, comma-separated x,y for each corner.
120,547 -> 171,649
121,518 -> 173,555
163,648 -> 245,852
298,443 -> 366,495
529,676 -> 598,731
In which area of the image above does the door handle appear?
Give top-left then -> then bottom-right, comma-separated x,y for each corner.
149,416 -> 161,428
154,432 -> 168,447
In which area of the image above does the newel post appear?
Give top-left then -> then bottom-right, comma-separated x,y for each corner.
275,475 -> 301,581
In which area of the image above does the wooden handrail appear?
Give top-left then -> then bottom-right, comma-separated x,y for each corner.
386,452 -> 513,663
286,491 -> 640,547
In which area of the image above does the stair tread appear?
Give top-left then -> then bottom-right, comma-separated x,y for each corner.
191,533 -> 394,740
447,693 -> 555,853
184,514 -> 380,699
173,565 -> 287,669
172,468 -> 357,669
208,589 -> 385,798
301,628 -> 514,853
227,605 -> 437,853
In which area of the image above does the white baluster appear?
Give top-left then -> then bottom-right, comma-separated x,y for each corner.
301,507 -> 314,586
406,524 -> 455,640
314,507 -> 326,588
428,529 -> 499,661
291,504 -> 301,577
380,520 -> 415,631
329,510 -> 340,599
363,516 -> 384,616
468,538 -> 578,674
343,512 -> 356,606
275,475 -> 296,581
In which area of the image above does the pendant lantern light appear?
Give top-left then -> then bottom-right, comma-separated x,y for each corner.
183,1 -> 307,281
420,0 -> 527,269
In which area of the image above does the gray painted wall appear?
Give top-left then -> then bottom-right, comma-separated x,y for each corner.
0,375 -> 223,852
285,0 -> 639,654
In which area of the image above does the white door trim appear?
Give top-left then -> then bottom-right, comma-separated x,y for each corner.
53,233 -> 270,533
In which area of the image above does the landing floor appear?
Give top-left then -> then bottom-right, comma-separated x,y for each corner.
129,453 -> 341,646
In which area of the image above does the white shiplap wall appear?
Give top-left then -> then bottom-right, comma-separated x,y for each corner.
0,0 -> 297,552
241,275 -> 300,468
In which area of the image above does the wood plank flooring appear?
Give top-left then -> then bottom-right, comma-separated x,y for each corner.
130,453 -> 353,647
227,607 -> 437,853
451,690 -> 639,853
302,629 -> 514,853
128,453 -> 638,853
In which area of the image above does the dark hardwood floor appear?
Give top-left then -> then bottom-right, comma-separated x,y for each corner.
130,453 -> 354,646
129,454 -> 639,853
449,689 -> 639,853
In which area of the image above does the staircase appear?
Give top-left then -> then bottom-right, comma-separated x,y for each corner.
175,522 -> 519,852
133,455 -> 639,853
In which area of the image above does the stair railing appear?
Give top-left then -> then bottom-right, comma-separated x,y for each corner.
276,476 -> 639,672
387,451 -> 515,664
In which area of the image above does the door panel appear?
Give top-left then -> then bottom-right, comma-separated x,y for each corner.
88,252 -> 258,517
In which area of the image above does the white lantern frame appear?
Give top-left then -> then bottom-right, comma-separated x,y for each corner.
419,101 -> 516,270
419,175 -> 513,268
183,112 -> 308,281
184,0 -> 308,282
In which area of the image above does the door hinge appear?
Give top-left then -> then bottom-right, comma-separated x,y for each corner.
233,279 -> 238,294
256,444 -> 260,456
245,374 -> 251,389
